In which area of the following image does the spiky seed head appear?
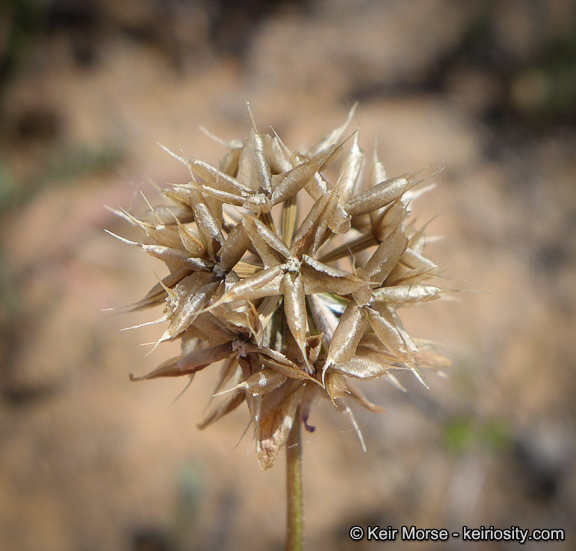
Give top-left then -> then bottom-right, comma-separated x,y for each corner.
109,105 -> 450,470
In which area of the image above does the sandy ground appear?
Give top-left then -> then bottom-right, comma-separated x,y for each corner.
1,1 -> 575,550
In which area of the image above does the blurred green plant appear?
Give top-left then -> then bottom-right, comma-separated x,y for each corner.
0,139 -> 124,403
0,141 -> 125,214
0,0 -> 46,98
514,34 -> 576,124
444,417 -> 511,454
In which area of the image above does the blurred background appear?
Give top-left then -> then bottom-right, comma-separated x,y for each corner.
1,0 -> 575,549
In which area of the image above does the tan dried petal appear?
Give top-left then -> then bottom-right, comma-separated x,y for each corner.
317,232 -> 377,264
187,158 -> 252,195
360,228 -> 409,285
290,189 -> 337,258
176,220 -> 205,257
328,204 -> 352,234
258,354 -> 306,381
271,156 -> 325,206
369,142 -> 387,188
332,352 -> 393,380
307,102 -> 357,157
365,305 -> 412,363
213,265 -> 285,306
217,368 -> 287,397
183,311 -> 238,345
193,183 -> 247,207
306,294 -> 339,351
385,249 -> 440,286
162,185 -> 195,214
256,383 -> 305,470
325,301 -> 368,368
160,279 -> 221,342
266,133 -> 293,174
323,370 -> 349,403
130,341 -> 234,381
217,222 -> 251,273
242,216 -> 291,267
303,169 -> 328,201
372,200 -> 408,241
344,174 -> 421,216
300,255 -> 365,295
218,146 -> 242,177
178,341 -> 236,372
371,284 -> 447,305
399,248 -> 439,275
120,268 -> 192,312
105,231 -> 210,272
335,132 -> 364,203
189,189 -> 224,260
413,340 -> 452,371
113,207 -> 186,250
237,127 -> 271,193
281,272 -> 309,367
140,204 -> 195,226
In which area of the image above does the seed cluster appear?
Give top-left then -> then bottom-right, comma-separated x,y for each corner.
109,106 -> 449,469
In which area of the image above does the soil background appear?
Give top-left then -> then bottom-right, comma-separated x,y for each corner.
1,1 -> 576,550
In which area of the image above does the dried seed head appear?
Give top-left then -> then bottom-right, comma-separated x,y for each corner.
109,105 -> 451,469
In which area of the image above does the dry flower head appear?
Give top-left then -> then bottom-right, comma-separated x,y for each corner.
108,105 -> 451,470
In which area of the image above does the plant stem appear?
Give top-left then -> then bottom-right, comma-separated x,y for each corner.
286,408 -> 304,551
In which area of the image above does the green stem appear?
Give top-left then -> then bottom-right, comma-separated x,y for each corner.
286,409 -> 304,551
